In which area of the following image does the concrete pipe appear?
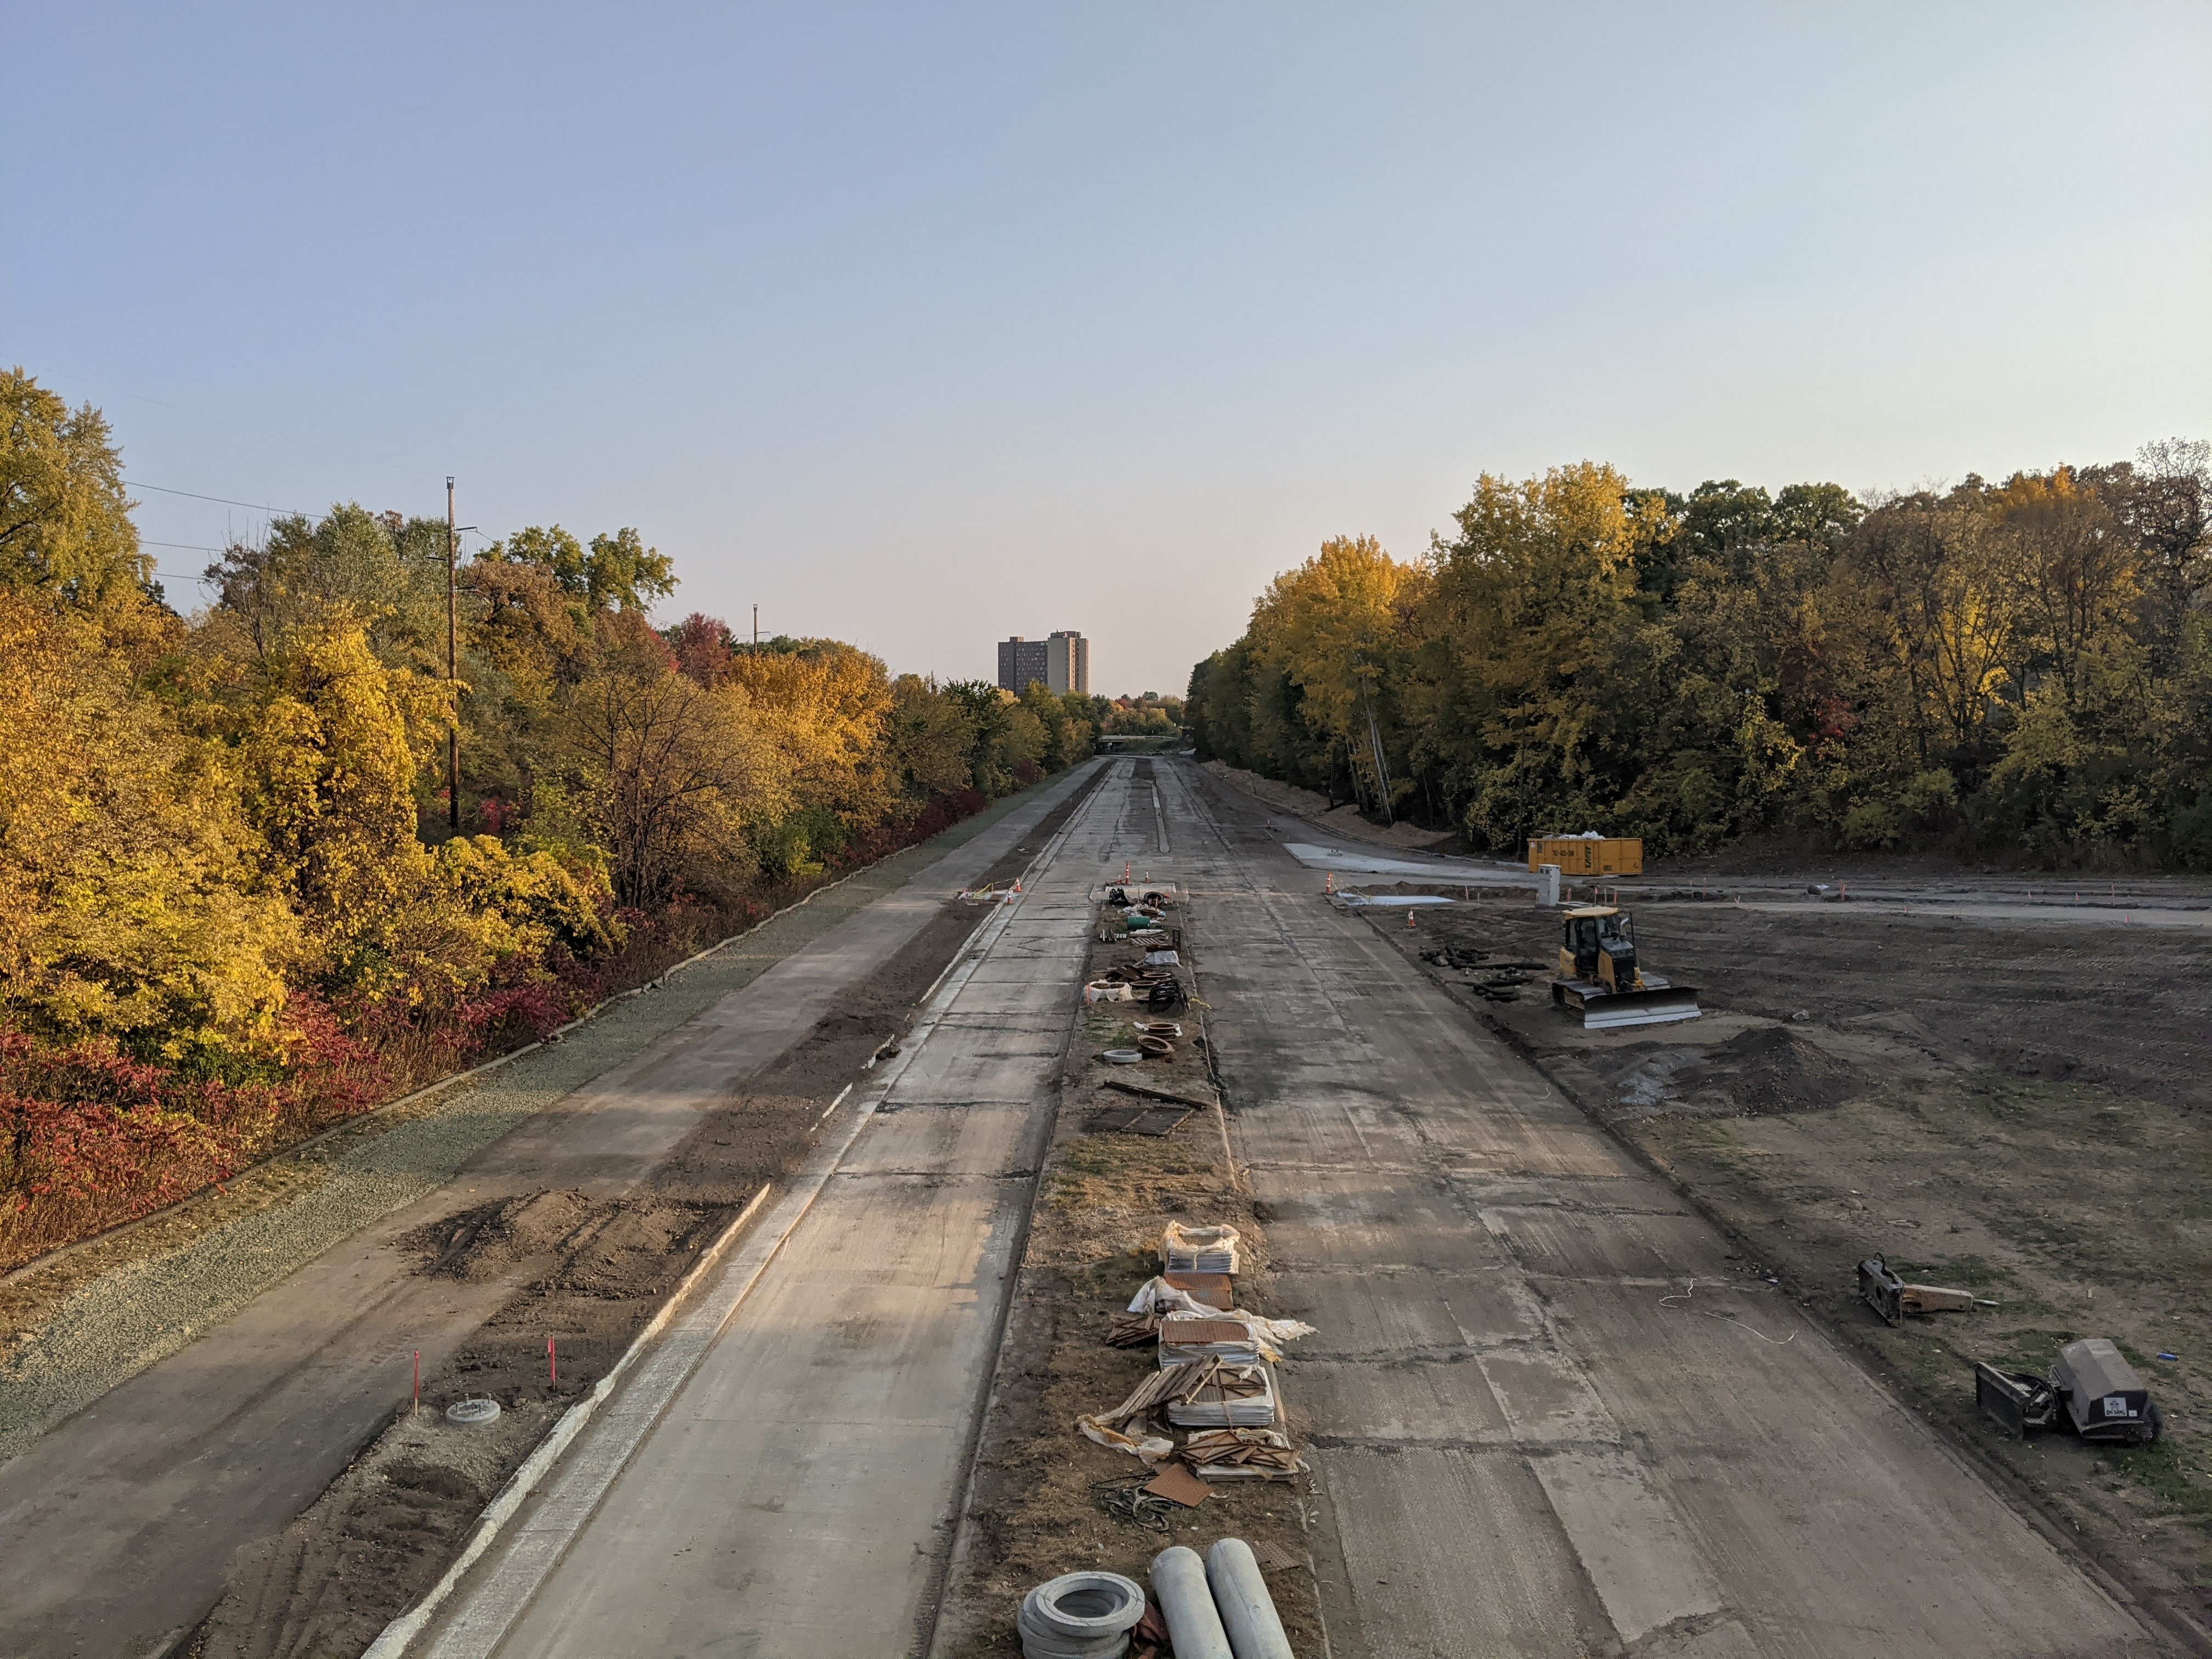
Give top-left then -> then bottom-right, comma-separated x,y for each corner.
1018,1571 -> 1145,1659
1014,1606 -> 1127,1659
1206,1538 -> 1293,1659
1149,1545 -> 1232,1659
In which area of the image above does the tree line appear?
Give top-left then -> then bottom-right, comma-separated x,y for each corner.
0,368 -> 1099,1264
1188,448 -> 2211,867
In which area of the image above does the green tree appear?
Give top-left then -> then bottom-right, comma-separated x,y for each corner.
0,369 -> 156,625
204,504 -> 447,670
481,524 -> 675,614
884,674 -> 977,799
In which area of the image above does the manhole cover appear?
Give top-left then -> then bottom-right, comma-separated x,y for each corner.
445,1397 -> 502,1426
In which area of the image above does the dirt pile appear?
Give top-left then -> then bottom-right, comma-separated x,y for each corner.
402,1188 -> 594,1282
1672,1025 -> 1866,1115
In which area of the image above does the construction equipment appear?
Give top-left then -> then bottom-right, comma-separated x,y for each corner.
1858,1255 -> 1983,1325
1974,1338 -> 2162,1445
1549,905 -> 1700,1029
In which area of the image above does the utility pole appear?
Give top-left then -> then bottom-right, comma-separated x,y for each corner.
447,477 -> 460,833
1351,652 -> 1394,826
1365,695 -> 1395,826
752,603 -> 759,655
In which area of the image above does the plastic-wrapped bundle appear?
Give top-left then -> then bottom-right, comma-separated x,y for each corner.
1162,1222 -> 1240,1275
1157,1312 -> 1316,1367
1164,1362 -> 1278,1428
1157,1314 -> 1263,1367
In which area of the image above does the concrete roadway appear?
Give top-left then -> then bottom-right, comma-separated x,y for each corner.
0,763 -> 1102,1659
420,757 -> 2157,1659
414,763 -> 1152,1657
1165,760 -> 2162,1657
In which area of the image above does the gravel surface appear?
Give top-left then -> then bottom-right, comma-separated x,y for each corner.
0,794 -> 1036,1465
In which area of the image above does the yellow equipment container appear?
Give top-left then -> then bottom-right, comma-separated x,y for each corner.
1527,835 -> 1642,876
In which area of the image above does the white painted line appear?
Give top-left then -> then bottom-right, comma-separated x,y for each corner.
395,768 -> 1103,1659
815,1082 -> 855,1127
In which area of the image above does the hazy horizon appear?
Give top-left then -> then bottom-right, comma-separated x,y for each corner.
7,3 -> 2207,695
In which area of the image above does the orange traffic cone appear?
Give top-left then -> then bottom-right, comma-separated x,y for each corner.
1407,909 -> 1417,929
1325,872 -> 1334,894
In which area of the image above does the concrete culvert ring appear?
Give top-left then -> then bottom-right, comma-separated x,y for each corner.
1015,1616 -> 1127,1658
1137,1035 -> 1173,1058
1101,1048 -> 1143,1065
444,1397 -> 501,1426
1023,1572 -> 1146,1639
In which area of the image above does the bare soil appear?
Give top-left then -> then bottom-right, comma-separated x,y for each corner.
1353,890 -> 2212,1642
187,779 -> 1107,1659
1203,759 -> 1462,853
934,879 -> 1325,1658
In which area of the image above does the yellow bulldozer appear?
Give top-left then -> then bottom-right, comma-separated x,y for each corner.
1550,905 -> 1701,1029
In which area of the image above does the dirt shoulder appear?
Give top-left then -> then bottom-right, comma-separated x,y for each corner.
1204,759 -> 1460,853
1351,890 -> 2212,1646
931,882 -> 1325,1658
179,778 -> 1109,1659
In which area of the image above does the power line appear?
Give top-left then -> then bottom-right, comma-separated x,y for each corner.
128,481 -> 320,518
142,539 -> 227,554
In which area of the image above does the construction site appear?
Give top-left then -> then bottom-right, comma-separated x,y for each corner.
2,755 -> 2208,1658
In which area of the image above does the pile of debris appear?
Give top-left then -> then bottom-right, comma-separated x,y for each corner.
1077,1223 -> 1316,1501
1088,898 -> 1194,1013
1417,943 -> 1542,1002
1017,1537 -> 1295,1659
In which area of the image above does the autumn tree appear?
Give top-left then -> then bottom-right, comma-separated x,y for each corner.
0,594 -> 295,1064
0,369 -> 170,658
560,623 -> 770,907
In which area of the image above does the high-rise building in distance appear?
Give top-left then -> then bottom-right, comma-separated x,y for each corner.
996,630 -> 1088,696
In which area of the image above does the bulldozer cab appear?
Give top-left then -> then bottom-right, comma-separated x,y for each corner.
1559,906 -> 1638,991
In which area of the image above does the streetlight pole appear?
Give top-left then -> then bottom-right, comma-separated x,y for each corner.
447,477 -> 460,833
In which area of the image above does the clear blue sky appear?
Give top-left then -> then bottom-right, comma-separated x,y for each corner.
6,4 -> 2208,696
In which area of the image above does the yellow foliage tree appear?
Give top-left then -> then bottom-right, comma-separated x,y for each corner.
0,595 -> 296,1062
238,622 -> 452,963
1246,534 -> 1430,807
724,644 -> 897,827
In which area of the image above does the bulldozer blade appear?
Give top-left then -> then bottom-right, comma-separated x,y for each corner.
1554,983 -> 1702,1029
